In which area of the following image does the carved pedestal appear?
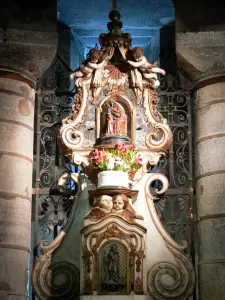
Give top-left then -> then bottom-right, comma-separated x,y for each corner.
81,190 -> 146,298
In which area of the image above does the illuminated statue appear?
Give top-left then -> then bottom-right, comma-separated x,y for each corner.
104,101 -> 127,136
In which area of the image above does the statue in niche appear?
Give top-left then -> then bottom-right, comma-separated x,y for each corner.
103,100 -> 127,136
127,47 -> 166,89
104,244 -> 120,284
100,242 -> 128,294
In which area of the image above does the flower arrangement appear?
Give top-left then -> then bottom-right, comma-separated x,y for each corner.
90,144 -> 142,174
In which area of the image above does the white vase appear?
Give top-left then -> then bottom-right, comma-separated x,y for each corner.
97,170 -> 129,189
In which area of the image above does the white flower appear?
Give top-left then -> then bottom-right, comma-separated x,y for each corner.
107,156 -> 115,170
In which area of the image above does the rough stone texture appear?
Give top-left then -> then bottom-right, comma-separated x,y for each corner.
196,136 -> 225,177
0,78 -> 35,128
198,217 -> 225,261
0,248 -> 29,299
195,82 -> 225,178
0,28 -> 57,84
0,0 -> 56,33
199,263 -> 225,300
174,0 -> 225,32
196,102 -> 225,141
0,78 -> 34,299
176,31 -> 225,83
0,123 -> 34,159
196,82 -> 225,107
197,174 -> 225,218
193,76 -> 225,299
177,26 -> 225,297
0,198 -> 31,249
0,24 -> 56,298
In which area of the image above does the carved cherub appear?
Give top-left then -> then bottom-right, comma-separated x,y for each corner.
96,194 -> 113,213
70,48 -> 114,101
127,47 -> 165,89
113,194 -> 126,212
112,194 -> 143,222
84,195 -> 113,222
70,48 -> 105,87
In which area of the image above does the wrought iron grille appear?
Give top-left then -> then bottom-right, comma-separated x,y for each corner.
32,31 -> 80,260
155,73 -> 196,262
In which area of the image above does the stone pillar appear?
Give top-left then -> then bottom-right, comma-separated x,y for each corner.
196,80 -> 225,300
0,29 -> 56,299
176,30 -> 225,299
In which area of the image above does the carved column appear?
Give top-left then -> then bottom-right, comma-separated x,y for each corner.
176,30 -> 225,299
0,28 -> 56,299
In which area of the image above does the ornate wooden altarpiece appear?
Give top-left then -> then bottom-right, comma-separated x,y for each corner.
32,6 -> 196,300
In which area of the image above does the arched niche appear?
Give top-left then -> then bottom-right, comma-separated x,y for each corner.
98,240 -> 129,295
96,92 -> 136,145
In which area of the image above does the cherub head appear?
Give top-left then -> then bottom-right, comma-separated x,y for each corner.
113,194 -> 129,212
131,47 -> 144,62
95,195 -> 113,212
87,48 -> 101,63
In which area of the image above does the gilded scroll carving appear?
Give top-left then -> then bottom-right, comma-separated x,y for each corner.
145,173 -> 195,299
32,232 -> 80,300
59,87 -> 87,151
32,175 -> 82,300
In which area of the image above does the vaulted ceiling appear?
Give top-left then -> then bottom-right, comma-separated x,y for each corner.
57,0 -> 174,49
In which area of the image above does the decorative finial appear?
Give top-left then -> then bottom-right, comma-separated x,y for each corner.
98,3 -> 132,48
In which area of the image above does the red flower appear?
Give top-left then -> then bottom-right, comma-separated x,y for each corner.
129,144 -> 137,150
90,149 -> 108,165
115,144 -> 128,153
135,154 -> 143,163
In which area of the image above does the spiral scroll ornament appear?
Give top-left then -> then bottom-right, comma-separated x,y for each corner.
145,123 -> 173,152
147,246 -> 195,300
32,233 -> 80,300
145,174 -> 195,299
59,124 -> 84,149
59,87 -> 88,151
143,87 -> 173,153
